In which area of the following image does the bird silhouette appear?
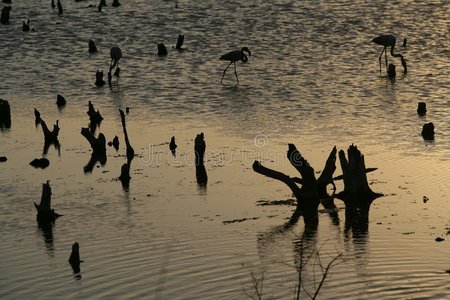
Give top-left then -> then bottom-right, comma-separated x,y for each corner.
51,0 -> 55,10
220,47 -> 251,84
372,35 -> 407,75
22,19 -> 30,32
110,46 -> 122,70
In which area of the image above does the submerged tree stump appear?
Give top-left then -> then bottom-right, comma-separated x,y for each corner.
87,101 -> 103,125
34,181 -> 61,222
0,98 -> 11,128
157,43 -> 168,56
41,119 -> 60,144
118,162 -> 131,190
194,133 -> 208,187
335,145 -> 382,231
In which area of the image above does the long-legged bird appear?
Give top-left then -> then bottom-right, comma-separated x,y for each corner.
372,35 -> 407,75
220,47 -> 251,84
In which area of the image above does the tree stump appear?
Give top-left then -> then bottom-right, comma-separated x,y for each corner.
421,122 -> 434,140
34,181 -> 61,222
158,43 -> 168,56
335,145 -> 382,232
194,133 -> 208,187
0,98 -> 11,128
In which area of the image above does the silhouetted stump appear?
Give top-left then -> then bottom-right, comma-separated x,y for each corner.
422,122 -> 435,140
30,158 -> 50,169
1,6 -> 11,25
68,242 -> 82,276
335,145 -> 382,232
111,0 -> 121,7
388,63 -> 396,78
34,181 -> 61,222
194,133 -> 208,187
402,38 -> 407,47
119,109 -> 134,163
87,101 -> 103,125
2,0 -> 12,4
95,70 -> 105,87
157,43 -> 168,56
56,94 -> 66,108
88,39 -> 97,53
0,98 -> 11,128
81,127 -> 106,154
174,34 -> 185,50
34,108 -> 41,125
417,102 -> 427,116
169,136 -> 177,156
41,119 -> 60,145
108,135 -> 119,151
118,162 -> 131,190
22,19 -> 30,31
84,150 -> 107,173
0,156 -> 7,162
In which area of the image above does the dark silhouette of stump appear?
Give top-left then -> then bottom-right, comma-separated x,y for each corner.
34,181 -> 61,222
169,136 -> 177,156
387,63 -> 396,78
421,122 -> 435,140
417,102 -> 427,116
111,0 -> 121,7
81,127 -> 106,173
2,0 -> 12,4
68,242 -> 82,276
1,6 -> 11,25
157,43 -> 168,56
40,119 -> 60,155
0,156 -> 7,162
118,162 -> 131,190
0,98 -> 11,128
335,145 -> 382,232
56,94 -> 66,108
22,19 -> 30,31
402,38 -> 407,47
30,158 -> 50,169
87,101 -> 103,126
108,135 -> 119,151
88,39 -> 97,53
34,108 -> 41,125
194,133 -> 208,188
174,34 -> 186,50
119,109 -> 134,163
95,70 -> 105,87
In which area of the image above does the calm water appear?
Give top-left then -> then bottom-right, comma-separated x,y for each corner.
1,0 -> 449,299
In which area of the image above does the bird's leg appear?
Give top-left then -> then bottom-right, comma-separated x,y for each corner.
378,48 -> 385,75
385,47 -> 389,73
233,62 -> 239,85
221,61 -> 232,84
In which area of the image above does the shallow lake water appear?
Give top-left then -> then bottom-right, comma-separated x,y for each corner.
1,0 -> 449,299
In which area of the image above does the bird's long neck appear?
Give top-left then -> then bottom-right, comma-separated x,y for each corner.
241,54 -> 248,63
390,45 -> 407,74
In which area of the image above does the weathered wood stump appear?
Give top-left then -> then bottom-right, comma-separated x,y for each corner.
174,34 -> 185,50
68,242 -> 82,274
56,94 -> 66,108
0,98 -> 11,128
30,158 -> 50,169
194,133 -> 208,187
112,0 -> 121,7
87,101 -> 103,125
118,162 -> 131,190
335,145 -> 382,232
417,102 -> 427,116
41,119 -> 60,155
0,6 -> 11,25
169,136 -> 177,156
34,108 -> 41,125
108,135 -> 119,151
158,43 -> 168,56
34,181 -> 61,222
88,39 -> 97,53
421,122 -> 434,140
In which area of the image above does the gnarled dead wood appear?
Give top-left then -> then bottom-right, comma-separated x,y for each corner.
34,181 -> 61,222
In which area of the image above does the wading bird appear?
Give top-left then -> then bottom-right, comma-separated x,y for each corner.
220,47 -> 251,84
372,34 -> 407,75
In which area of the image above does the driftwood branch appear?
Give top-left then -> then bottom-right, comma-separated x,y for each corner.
34,181 -> 61,222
